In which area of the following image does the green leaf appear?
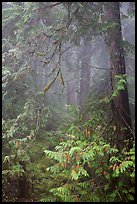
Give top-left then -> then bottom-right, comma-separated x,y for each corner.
109,156 -> 122,163
71,170 -> 79,180
109,147 -> 119,153
3,156 -> 10,163
115,166 -> 119,175
130,172 -> 135,178
112,90 -> 119,97
117,84 -> 125,90
69,146 -> 81,156
81,152 -> 89,163
77,167 -> 89,177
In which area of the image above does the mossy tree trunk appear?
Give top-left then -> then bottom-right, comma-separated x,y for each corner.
104,2 -> 133,149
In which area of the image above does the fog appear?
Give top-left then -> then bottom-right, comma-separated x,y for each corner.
2,2 -> 135,202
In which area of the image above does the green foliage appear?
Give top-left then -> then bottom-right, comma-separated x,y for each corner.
2,72 -> 52,201
43,113 -> 135,202
2,2 -> 135,202
100,74 -> 128,103
110,74 -> 125,97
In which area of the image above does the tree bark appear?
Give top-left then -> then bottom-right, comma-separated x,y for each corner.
79,37 -> 92,114
67,80 -> 77,105
104,2 -> 133,149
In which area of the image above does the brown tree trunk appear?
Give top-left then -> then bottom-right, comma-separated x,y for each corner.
104,2 -> 133,149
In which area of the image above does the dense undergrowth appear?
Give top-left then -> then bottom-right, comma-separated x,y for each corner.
42,103 -> 135,202
2,57 -> 135,202
2,89 -> 135,202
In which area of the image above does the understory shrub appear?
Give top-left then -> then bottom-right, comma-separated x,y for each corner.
43,112 -> 135,202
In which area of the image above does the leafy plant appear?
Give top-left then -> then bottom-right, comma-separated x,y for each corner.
43,113 -> 135,202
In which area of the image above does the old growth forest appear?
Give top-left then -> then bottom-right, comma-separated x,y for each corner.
2,2 -> 135,202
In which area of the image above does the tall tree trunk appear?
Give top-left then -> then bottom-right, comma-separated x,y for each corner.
67,80 -> 77,105
104,2 -> 133,149
79,37 -> 92,114
65,47 -> 79,106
